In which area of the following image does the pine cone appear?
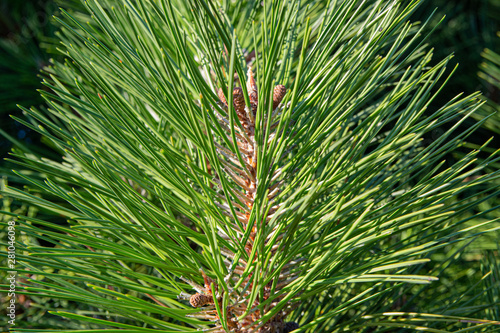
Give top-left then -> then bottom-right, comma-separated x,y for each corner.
218,87 -> 228,107
233,87 -> 245,115
189,293 -> 213,307
247,67 -> 258,104
273,85 -> 287,110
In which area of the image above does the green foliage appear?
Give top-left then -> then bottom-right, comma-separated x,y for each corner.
1,0 -> 500,332
414,0 -> 500,158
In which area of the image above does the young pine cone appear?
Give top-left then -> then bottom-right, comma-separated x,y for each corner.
217,87 -> 228,107
247,67 -> 258,104
217,87 -> 245,115
233,87 -> 245,115
189,293 -> 213,307
273,85 -> 286,110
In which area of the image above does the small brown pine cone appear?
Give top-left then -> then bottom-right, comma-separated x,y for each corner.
218,88 -> 228,107
189,293 -> 213,307
233,87 -> 245,115
283,322 -> 299,333
247,67 -> 258,104
249,90 -> 258,105
273,85 -> 287,110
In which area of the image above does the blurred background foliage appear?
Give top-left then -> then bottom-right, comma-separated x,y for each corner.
414,0 -> 499,98
0,0 -> 499,330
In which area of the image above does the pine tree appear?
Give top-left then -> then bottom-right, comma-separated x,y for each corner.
2,0 -> 500,332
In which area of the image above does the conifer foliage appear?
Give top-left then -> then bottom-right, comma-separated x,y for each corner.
3,0 -> 500,332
